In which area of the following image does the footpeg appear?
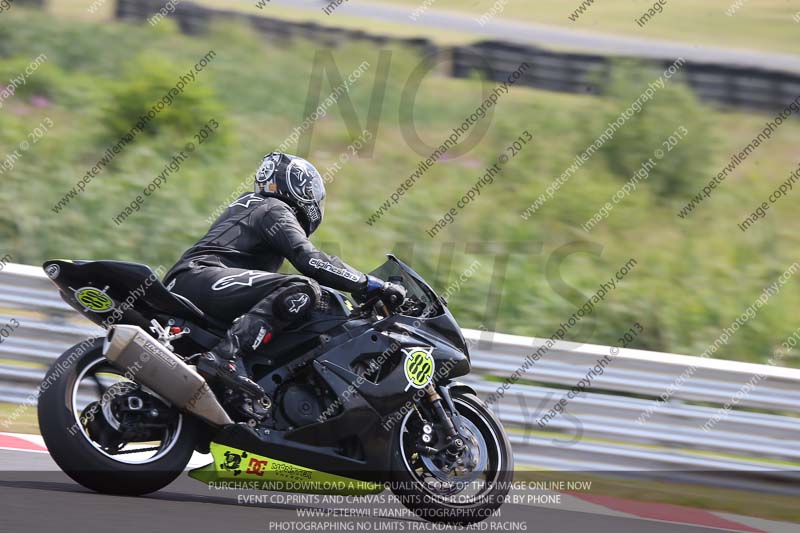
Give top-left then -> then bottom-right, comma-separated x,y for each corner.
196,352 -> 266,400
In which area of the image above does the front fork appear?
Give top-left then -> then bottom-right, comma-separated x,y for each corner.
416,384 -> 467,457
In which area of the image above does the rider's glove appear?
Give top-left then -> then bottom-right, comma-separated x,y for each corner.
360,275 -> 406,309
381,281 -> 406,310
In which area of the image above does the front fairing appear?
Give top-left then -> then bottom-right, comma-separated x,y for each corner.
369,255 -> 471,373
387,314 -> 471,379
424,307 -> 470,361
370,255 -> 469,356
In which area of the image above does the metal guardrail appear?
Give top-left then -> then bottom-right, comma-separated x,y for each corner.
453,41 -> 800,112
1,263 -> 799,493
114,0 -> 800,113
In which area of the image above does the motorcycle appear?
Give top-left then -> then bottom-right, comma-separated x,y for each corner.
37,255 -> 513,524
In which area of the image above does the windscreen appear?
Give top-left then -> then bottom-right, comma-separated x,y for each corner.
368,256 -> 442,318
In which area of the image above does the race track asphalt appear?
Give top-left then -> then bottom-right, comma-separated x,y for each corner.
0,449 -> 753,533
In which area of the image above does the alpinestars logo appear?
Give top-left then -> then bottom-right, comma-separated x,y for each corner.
308,258 -> 360,282
287,293 -> 310,314
229,193 -> 265,209
212,270 -> 272,291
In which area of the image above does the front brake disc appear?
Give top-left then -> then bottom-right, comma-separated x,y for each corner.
420,417 -> 488,485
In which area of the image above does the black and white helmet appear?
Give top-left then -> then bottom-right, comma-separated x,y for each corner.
255,152 -> 326,235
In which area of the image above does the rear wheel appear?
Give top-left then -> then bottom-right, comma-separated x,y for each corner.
38,337 -> 198,495
389,391 -> 513,525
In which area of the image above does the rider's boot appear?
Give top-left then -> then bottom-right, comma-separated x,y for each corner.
196,322 -> 272,401
197,351 -> 266,400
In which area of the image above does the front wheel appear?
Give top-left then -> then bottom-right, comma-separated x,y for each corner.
38,337 -> 198,495
389,390 -> 513,525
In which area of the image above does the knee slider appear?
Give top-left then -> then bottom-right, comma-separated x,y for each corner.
274,281 -> 319,320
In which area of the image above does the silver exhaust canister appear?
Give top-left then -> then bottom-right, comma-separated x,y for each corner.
103,325 -> 233,427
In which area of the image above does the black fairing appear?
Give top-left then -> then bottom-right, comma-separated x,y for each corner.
41,256 -> 474,481
371,254 -> 471,360
232,256 -> 472,479
44,260 -> 206,326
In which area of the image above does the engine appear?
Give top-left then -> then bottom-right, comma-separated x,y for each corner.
276,383 -> 327,429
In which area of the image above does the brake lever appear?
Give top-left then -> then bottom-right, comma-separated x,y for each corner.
357,295 -> 393,318
354,294 -> 379,315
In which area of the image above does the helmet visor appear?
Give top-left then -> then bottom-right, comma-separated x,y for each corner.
312,176 -> 326,220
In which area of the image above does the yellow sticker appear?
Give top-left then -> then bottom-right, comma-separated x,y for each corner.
193,444 -> 383,495
403,347 -> 435,390
75,287 -> 114,313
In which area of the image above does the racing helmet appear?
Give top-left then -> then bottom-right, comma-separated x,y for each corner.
254,152 -> 326,235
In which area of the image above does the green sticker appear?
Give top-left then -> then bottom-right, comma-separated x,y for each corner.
188,443 -> 384,496
403,347 -> 435,390
75,287 -> 114,313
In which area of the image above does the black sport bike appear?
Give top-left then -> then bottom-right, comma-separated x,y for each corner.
37,255 -> 512,524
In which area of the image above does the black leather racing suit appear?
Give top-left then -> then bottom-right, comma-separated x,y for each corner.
164,192 -> 368,358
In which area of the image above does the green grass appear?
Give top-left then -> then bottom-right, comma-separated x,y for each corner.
1,10 -> 799,367
44,0 -> 800,54
372,0 -> 800,55
194,0 -> 480,45
0,402 -> 39,434
43,0 -> 481,45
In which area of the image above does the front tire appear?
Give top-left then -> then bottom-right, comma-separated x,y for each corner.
389,391 -> 513,525
38,337 -> 198,495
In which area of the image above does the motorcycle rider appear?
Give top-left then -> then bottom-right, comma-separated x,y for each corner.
164,152 -> 405,410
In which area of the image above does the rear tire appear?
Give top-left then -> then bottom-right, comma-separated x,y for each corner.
38,337 -> 198,496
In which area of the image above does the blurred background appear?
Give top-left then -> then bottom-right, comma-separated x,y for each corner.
2,0 -> 799,366
1,0 -> 800,525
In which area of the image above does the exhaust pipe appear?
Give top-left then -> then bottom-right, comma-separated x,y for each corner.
103,325 -> 233,427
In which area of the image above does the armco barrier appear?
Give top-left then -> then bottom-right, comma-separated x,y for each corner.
1,263 -> 799,493
114,0 -> 800,113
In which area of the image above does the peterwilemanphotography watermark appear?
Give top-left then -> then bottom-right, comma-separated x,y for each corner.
0,53 -> 47,109
521,57 -> 686,220
52,50 -> 217,214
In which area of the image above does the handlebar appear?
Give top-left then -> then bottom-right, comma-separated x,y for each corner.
355,293 -> 393,318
